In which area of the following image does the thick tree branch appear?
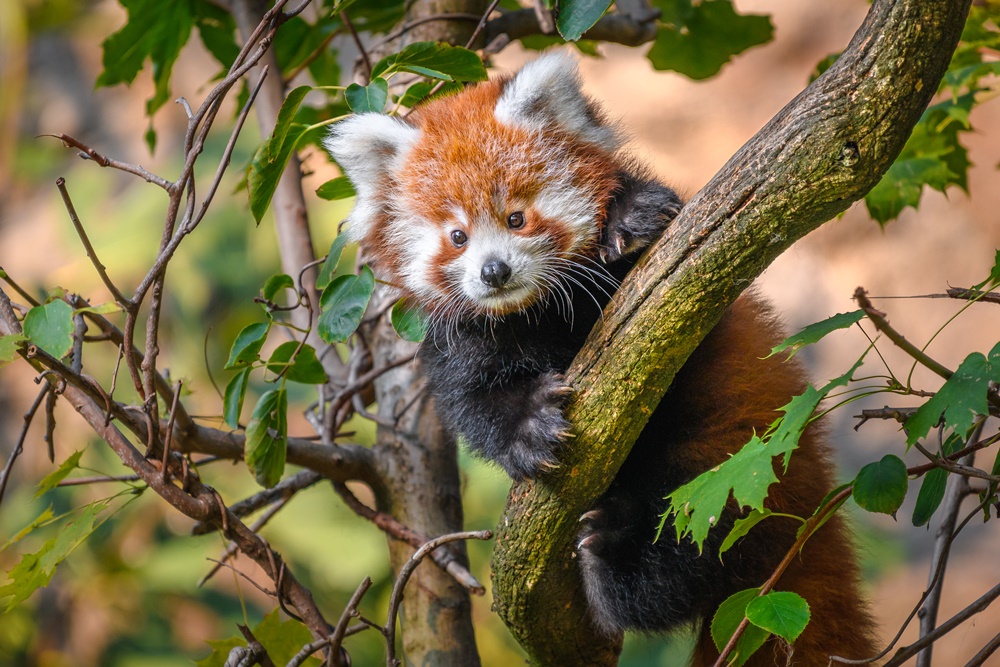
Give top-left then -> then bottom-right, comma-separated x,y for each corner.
490,0 -> 973,664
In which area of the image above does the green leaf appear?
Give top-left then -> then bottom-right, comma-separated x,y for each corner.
96,0 -> 195,118
905,342 -> 1000,445
195,638 -> 246,667
556,0 -> 613,41
767,310 -> 863,359
403,65 -> 452,81
2,507 -> 55,552
267,86 -> 312,158
252,609 -> 322,666
223,367 -> 251,430
371,42 -> 487,82
0,501 -> 109,611
390,299 -> 428,343
853,454 -> 908,516
664,435 -> 778,548
266,342 -> 327,384
912,467 -> 948,528
710,588 -> 771,666
248,124 -> 307,224
262,274 -> 295,302
865,94 -> 975,225
315,176 -> 357,201
316,234 -> 352,291
245,389 -> 288,488
345,78 -> 389,113
0,333 -> 27,367
745,591 -> 810,644
647,0 -> 773,80
224,321 -> 271,369
193,0 -> 240,70
719,509 -> 802,556
318,265 -> 375,344
35,451 -> 85,498
974,249 -> 1000,291
23,300 -> 74,359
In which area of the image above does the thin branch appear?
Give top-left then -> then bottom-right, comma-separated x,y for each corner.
42,134 -> 172,190
332,482 -> 486,594
383,530 -> 493,667
55,178 -> 133,308
192,469 -> 323,535
342,11 -> 372,82
964,629 -> 1000,667
327,577 -> 373,667
882,581 -> 1000,667
0,384 -> 50,507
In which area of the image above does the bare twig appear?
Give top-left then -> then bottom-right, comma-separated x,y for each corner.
55,178 -> 132,308
964,629 -> 1000,667
333,482 -> 486,594
43,134 -> 172,190
342,10 -> 372,83
193,470 -> 323,535
383,530 -> 493,667
0,384 -> 50,506
883,581 -> 1000,667
199,497 -> 291,587
327,577 -> 373,667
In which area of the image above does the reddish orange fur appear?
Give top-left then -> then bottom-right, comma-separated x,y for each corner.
676,295 -> 878,666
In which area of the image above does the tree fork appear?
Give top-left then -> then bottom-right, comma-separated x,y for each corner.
490,0 -> 973,664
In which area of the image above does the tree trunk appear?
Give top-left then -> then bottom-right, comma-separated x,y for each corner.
490,0 -> 973,664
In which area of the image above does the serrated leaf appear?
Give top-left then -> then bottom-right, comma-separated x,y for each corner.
315,176 -> 357,201
193,1 -> 240,70
905,342 -> 1000,445
35,450 -> 85,498
0,501 -> 109,611
225,321 -> 271,369
223,367 -> 251,430
745,591 -> 810,644
866,95 -> 975,225
853,454 -> 908,516
0,333 -> 27,367
391,299 -> 428,343
345,78 -> 389,113
245,389 -> 287,488
23,300 -> 74,358
318,265 -> 375,344
96,0 -> 195,119
262,274 -> 295,302
266,342 -> 327,384
767,311 -> 863,359
252,609 -> 322,666
316,234 -> 352,291
556,0 -> 613,41
664,435 -> 778,548
195,637 -> 246,667
647,0 -> 773,80
2,506 -> 55,552
248,124 -> 307,223
711,588 -> 771,666
371,42 -> 486,82
912,467 -> 948,527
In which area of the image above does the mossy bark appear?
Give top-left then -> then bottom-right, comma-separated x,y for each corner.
490,0 -> 973,664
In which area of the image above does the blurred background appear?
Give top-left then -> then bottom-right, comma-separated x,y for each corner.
1,0 -> 1000,665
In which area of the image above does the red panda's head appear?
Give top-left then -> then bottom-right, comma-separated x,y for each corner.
325,52 -> 622,318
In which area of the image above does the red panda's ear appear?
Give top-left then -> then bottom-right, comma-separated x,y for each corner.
324,114 -> 420,240
494,51 -> 620,151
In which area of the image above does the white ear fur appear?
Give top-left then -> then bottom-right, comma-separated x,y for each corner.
324,114 -> 420,240
494,51 -> 619,151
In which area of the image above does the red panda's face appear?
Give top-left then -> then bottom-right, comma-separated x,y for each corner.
327,52 -> 621,318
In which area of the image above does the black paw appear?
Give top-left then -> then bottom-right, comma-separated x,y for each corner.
498,373 -> 572,480
600,176 -> 681,264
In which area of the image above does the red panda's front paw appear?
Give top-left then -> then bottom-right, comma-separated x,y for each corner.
499,373 -> 573,480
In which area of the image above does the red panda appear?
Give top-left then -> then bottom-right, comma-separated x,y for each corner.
326,52 -> 877,666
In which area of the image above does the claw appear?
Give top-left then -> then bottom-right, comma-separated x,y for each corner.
579,509 -> 603,523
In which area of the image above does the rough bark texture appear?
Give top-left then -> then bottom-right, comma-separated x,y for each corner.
490,0 -> 973,664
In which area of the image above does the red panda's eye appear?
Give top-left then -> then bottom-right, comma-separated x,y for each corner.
507,211 -> 526,229
450,229 -> 468,247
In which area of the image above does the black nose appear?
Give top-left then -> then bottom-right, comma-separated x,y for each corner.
481,260 -> 512,288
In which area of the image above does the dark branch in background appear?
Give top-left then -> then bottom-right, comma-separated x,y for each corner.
333,482 -> 486,594
0,384 -> 50,507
